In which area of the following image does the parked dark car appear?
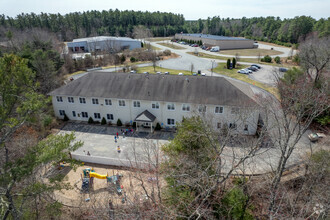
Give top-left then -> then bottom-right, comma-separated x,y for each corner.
248,66 -> 258,71
279,67 -> 288,72
251,64 -> 261,69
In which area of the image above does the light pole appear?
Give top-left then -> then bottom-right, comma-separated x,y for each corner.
211,60 -> 215,76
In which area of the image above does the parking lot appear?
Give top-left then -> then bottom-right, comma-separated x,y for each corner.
59,123 -> 172,168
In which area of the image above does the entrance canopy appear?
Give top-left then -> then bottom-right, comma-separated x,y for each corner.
134,110 -> 156,123
134,110 -> 156,133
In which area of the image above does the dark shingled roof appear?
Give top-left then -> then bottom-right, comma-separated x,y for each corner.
49,72 -> 257,107
177,33 -> 251,41
135,110 -> 156,122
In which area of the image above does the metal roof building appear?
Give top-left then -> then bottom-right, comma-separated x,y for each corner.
67,36 -> 141,53
175,33 -> 255,50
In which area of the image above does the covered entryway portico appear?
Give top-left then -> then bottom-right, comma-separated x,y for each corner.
134,110 -> 156,133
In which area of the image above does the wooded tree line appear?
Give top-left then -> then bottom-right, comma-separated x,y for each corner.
184,16 -> 329,45
0,10 -> 185,41
0,10 -> 328,45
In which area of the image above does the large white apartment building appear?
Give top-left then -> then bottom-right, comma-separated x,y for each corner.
49,72 -> 260,135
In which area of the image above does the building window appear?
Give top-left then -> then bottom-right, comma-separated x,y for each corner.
244,124 -> 249,131
107,114 -> 114,120
133,101 -> 140,108
56,96 -> 63,102
118,100 -> 126,106
167,103 -> 175,110
182,104 -> 190,112
167,118 -> 175,125
81,112 -> 88,118
92,98 -> 99,105
215,106 -> 223,114
152,102 -> 160,109
217,122 -> 222,129
68,97 -> 74,103
105,99 -> 112,105
94,113 -> 101,119
72,111 -> 76,117
79,97 -> 86,104
59,110 -> 65,116
198,105 -> 207,113
229,123 -> 237,130
231,107 -> 239,114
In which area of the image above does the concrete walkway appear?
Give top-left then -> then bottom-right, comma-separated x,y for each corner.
58,123 -> 326,175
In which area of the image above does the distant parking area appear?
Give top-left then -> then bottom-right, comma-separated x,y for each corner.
219,48 -> 283,56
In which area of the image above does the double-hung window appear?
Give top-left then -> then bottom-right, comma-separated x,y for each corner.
92,98 -> 99,105
81,112 -> 88,118
94,113 -> 101,119
198,105 -> 207,113
167,118 -> 175,125
167,103 -> 175,110
118,100 -> 126,106
68,97 -> 74,103
133,101 -> 140,108
229,123 -> 237,130
59,110 -> 65,116
56,96 -> 63,102
105,99 -> 112,105
79,97 -> 86,104
215,106 -> 223,114
107,114 -> 114,120
152,102 -> 159,109
182,104 -> 190,112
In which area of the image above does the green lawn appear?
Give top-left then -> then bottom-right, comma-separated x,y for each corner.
147,37 -> 172,42
220,48 -> 283,56
157,42 -> 186,50
213,64 -> 279,97
136,66 -> 192,75
187,52 -> 295,68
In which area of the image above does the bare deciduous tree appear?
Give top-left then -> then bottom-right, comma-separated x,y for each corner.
298,34 -> 330,84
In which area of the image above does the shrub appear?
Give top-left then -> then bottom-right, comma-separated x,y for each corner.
63,113 -> 69,121
43,115 -> 53,127
263,55 -> 272,63
130,57 -> 136,62
101,117 -> 107,125
120,54 -> 126,64
155,122 -> 161,130
88,117 -> 94,124
232,58 -> 236,68
163,49 -> 171,56
274,56 -> 281,64
117,119 -> 122,126
226,59 -> 231,69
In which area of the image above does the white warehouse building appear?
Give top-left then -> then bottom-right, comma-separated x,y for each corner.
49,72 -> 260,135
67,36 -> 141,53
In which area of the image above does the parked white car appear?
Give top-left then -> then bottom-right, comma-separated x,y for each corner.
237,69 -> 248,74
178,72 -> 184,75
244,69 -> 253,74
201,72 -> 206,76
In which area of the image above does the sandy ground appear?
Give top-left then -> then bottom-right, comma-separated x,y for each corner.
53,163 -> 163,212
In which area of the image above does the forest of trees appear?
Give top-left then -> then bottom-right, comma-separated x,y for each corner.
0,10 -> 329,45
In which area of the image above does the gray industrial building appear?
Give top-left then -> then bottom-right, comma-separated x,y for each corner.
67,36 -> 141,53
175,33 -> 256,50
